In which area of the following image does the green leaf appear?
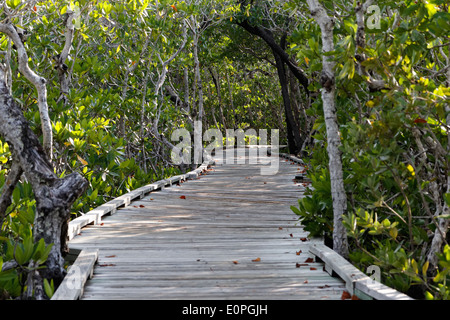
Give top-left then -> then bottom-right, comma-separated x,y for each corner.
424,291 -> 434,300
12,187 -> 21,204
422,261 -> 429,278
0,268 -> 17,282
43,278 -> 54,299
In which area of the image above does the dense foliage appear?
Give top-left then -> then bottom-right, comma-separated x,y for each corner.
0,0 -> 448,300
290,0 -> 450,299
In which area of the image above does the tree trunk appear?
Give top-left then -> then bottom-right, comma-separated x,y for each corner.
272,48 -> 302,155
307,0 -> 349,258
0,67 -> 88,299
427,57 -> 450,269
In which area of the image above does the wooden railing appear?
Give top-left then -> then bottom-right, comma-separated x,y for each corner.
309,242 -> 413,300
278,152 -> 413,300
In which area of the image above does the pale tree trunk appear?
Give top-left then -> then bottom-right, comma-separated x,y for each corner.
192,31 -> 204,126
427,48 -> 450,269
151,23 -> 188,161
55,9 -> 75,105
0,24 -> 53,160
306,0 -> 349,258
184,67 -> 190,114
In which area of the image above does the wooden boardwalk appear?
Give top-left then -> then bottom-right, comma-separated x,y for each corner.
69,148 -> 346,300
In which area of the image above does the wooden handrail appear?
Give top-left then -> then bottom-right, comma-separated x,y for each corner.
67,159 -> 215,241
309,242 -> 414,300
51,248 -> 98,300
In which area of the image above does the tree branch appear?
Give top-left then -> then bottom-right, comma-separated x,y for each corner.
0,23 -> 53,160
236,19 -> 309,92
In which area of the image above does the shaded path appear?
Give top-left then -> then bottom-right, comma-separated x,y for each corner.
69,149 -> 345,299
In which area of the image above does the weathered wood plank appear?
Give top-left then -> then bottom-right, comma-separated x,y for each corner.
309,243 -> 413,300
51,248 -> 98,300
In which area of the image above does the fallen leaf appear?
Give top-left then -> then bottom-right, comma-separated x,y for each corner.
351,295 -> 360,300
98,263 -> 116,267
290,233 -> 293,237
303,280 -> 309,284
139,205 -> 145,208
180,195 -> 186,199
296,250 -> 302,255
300,237 -> 308,242
341,291 -> 352,300
232,261 -> 239,264
150,198 -> 154,200
105,255 -> 116,258
252,257 -> 261,262
296,263 -> 308,268
305,257 -> 314,263
278,227 -> 283,230
310,267 -> 317,270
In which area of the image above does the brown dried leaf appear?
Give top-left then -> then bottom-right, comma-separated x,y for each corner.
341,291 -> 351,300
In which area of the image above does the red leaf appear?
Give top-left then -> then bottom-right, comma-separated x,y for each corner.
170,4 -> 178,12
310,267 -> 317,270
351,295 -> 360,300
105,255 -> 116,258
300,237 -> 308,242
414,118 -> 427,124
99,263 -> 116,267
341,291 -> 351,300
232,261 -> 239,264
296,250 -> 302,255
252,257 -> 261,262
180,195 -> 186,199
305,257 -> 314,263
139,205 -> 145,208
289,233 -> 293,237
